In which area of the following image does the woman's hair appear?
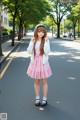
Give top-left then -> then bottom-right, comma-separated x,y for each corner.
34,24 -> 47,55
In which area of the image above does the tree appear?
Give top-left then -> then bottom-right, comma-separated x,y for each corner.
65,20 -> 73,32
2,0 -> 20,46
40,16 -> 56,37
67,1 -> 79,39
2,0 -> 52,43
67,14 -> 78,39
49,0 -> 69,38
16,0 -> 52,40
0,1 -> 4,56
73,2 -> 80,37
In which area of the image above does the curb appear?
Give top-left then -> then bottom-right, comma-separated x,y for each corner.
61,37 -> 80,42
0,40 -> 21,65
52,37 -> 80,42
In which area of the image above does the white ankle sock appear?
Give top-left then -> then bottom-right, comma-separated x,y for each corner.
43,96 -> 47,101
35,96 -> 40,104
36,96 -> 40,100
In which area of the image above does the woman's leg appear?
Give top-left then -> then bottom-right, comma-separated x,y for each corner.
41,78 -> 48,106
34,79 -> 40,106
34,79 -> 40,97
42,78 -> 48,97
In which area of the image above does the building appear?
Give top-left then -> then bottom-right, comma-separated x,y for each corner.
0,7 -> 9,29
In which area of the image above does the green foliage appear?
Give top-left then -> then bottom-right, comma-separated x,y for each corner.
67,3 -> 79,23
2,28 -> 8,35
2,27 -> 13,36
2,31 -> 9,36
2,0 -> 52,29
65,20 -> 73,30
40,15 -> 56,31
72,2 -> 80,19
49,0 -> 70,37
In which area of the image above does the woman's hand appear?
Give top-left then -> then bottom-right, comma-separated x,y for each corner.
32,38 -> 35,43
44,36 -> 48,41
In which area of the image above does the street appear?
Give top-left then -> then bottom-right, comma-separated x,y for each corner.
0,38 -> 80,120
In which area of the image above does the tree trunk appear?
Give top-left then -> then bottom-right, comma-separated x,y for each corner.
0,32 -> 3,56
0,12 -> 3,56
78,19 -> 80,37
73,23 -> 76,40
18,19 -> 22,40
57,23 -> 60,38
0,41 -> 3,56
11,16 -> 15,46
52,23 -> 54,37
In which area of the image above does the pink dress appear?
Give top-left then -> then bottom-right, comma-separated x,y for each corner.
27,41 -> 52,79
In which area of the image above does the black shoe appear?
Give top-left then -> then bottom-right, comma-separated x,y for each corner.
41,100 -> 47,107
35,99 -> 40,106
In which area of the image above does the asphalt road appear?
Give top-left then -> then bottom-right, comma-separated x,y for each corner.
0,38 -> 80,120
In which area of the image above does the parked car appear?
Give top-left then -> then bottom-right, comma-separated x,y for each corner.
63,33 -> 68,37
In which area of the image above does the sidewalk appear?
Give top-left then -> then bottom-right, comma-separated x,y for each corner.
61,37 -> 80,42
0,36 -> 32,64
0,38 -> 21,64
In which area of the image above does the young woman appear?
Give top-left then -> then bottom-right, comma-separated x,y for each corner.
27,24 -> 52,107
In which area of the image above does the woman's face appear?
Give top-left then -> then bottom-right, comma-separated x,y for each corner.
37,31 -> 44,38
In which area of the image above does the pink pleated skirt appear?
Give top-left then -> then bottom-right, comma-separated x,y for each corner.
27,55 -> 52,79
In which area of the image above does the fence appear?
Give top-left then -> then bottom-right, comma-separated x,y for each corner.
1,35 -> 11,43
0,35 -> 11,56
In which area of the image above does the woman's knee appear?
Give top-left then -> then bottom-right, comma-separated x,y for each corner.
34,79 -> 40,85
42,79 -> 47,85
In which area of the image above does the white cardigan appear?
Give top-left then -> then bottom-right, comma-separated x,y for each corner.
27,40 -> 50,64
